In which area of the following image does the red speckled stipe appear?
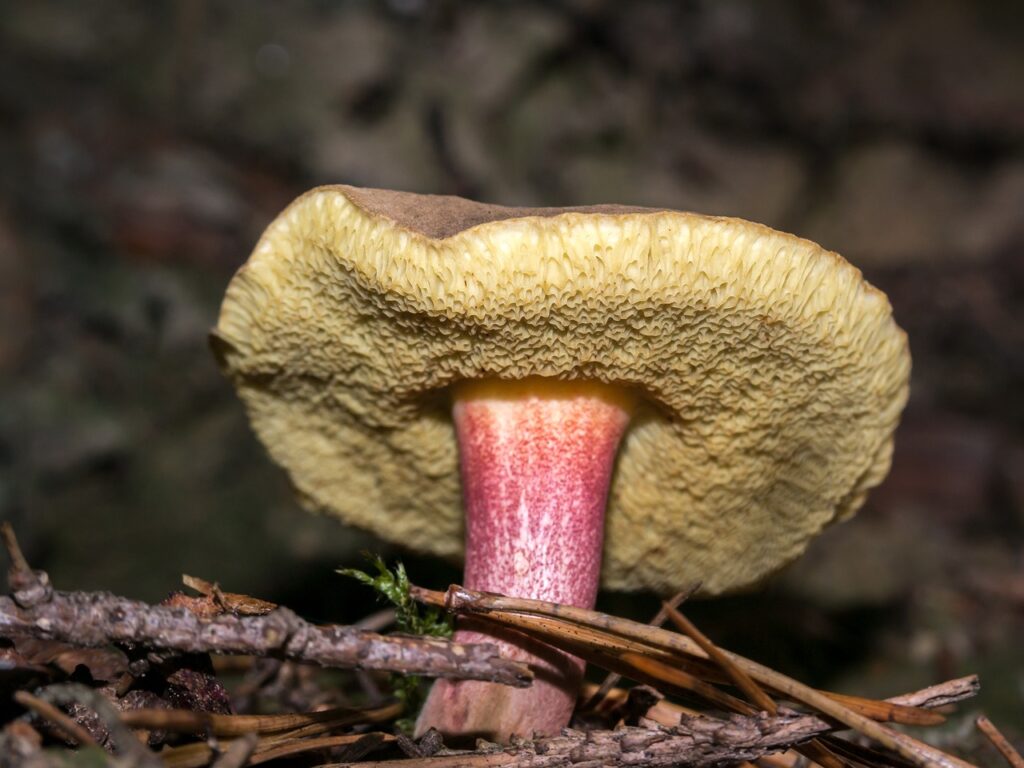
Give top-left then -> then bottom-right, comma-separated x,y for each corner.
416,380 -> 631,743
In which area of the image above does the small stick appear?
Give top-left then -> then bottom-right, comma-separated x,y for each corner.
13,690 -> 98,748
823,691 -> 944,726
28,684 -> 162,767
976,716 -> 1024,768
120,700 -> 402,736
322,708 -> 923,768
887,676 -> 980,709
0,590 -> 532,686
0,521 -> 31,576
162,732 -> 393,768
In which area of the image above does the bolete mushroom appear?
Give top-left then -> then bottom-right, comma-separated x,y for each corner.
213,185 -> 910,743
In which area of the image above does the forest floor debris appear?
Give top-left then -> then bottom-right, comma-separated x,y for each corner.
1,523 -> 1016,768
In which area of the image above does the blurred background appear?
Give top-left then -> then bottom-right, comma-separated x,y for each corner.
1,0 -> 1021,740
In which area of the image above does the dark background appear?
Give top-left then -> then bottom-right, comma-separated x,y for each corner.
1,0 -> 1021,742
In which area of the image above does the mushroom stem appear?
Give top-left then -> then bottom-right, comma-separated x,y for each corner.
416,378 -> 632,743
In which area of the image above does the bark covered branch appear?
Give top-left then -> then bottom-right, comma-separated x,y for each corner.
358,675 -> 979,768
0,588 -> 532,687
350,706 -> 920,768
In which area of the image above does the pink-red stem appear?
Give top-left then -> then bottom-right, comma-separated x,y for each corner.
416,379 -> 631,743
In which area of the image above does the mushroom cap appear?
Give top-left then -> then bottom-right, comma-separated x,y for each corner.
214,185 -> 910,595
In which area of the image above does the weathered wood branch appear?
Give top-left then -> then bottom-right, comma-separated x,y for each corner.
889,676 -> 980,710
0,589 -> 532,687
335,677 -> 979,768
343,708 -> 899,768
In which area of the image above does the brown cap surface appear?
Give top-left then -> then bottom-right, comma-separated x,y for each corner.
214,185 -> 910,595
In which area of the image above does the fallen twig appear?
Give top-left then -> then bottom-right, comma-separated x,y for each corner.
0,589 -> 532,687
886,676 -> 980,709
328,708 -> 916,768
976,716 -> 1024,768
161,731 -> 394,768
32,683 -> 162,767
1,521 -> 31,576
119,700 -> 402,736
247,732 -> 388,766
13,690 -> 98,749
0,524 -> 531,688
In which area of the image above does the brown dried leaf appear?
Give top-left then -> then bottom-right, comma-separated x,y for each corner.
8,636 -> 128,682
182,574 -> 278,616
162,591 -> 226,619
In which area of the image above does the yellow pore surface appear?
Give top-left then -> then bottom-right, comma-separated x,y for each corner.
214,186 -> 910,595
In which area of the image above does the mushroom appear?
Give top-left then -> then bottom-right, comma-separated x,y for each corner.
213,185 -> 910,743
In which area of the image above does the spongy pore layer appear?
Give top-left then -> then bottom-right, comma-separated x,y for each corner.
214,185 -> 911,595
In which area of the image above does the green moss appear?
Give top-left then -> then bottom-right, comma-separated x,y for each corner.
339,555 -> 452,731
